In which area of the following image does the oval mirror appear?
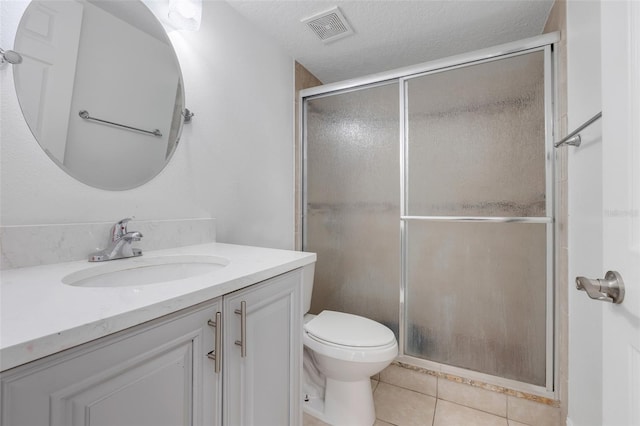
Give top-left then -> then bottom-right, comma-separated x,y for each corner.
13,0 -> 185,190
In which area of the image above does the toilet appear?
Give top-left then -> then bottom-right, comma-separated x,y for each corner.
301,265 -> 398,426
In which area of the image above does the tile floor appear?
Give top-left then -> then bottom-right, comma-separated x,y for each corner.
303,365 -> 561,426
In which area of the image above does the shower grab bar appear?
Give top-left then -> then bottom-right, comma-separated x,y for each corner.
554,111 -> 602,148
79,110 -> 162,137
401,216 -> 552,223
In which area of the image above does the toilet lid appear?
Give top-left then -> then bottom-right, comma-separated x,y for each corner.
304,311 -> 395,347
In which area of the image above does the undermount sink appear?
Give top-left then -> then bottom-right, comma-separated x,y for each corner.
63,255 -> 230,288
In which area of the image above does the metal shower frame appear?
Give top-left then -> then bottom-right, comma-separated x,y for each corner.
299,31 -> 561,398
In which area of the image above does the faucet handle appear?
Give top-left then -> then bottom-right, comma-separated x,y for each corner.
112,217 -> 133,241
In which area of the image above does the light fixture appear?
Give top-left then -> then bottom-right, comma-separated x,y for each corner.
168,0 -> 202,31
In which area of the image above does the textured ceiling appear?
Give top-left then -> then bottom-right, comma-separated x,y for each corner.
225,0 -> 554,84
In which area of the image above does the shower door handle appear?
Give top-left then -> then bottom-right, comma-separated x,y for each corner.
576,270 -> 625,304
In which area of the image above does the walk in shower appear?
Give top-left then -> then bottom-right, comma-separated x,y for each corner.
301,33 -> 558,394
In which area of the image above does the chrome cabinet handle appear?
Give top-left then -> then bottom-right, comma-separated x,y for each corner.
576,270 -> 625,304
234,301 -> 247,357
207,311 -> 222,373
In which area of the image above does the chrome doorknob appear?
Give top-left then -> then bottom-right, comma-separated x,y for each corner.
576,270 -> 625,304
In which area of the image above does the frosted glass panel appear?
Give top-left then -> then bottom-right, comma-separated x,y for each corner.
304,83 -> 400,336
406,51 -> 546,217
406,221 -> 547,386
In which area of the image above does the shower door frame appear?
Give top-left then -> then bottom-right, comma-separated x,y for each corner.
299,32 -> 560,398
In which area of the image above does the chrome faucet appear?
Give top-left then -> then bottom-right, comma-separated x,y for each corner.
89,218 -> 143,262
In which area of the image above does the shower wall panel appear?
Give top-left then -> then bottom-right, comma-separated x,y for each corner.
304,83 -> 400,335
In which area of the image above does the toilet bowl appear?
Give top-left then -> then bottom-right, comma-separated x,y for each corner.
303,310 -> 398,426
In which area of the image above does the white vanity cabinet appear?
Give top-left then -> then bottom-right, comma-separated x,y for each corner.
223,270 -> 302,426
0,268 -> 303,426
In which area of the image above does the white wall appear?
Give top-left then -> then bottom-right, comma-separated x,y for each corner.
566,1 -> 603,424
172,1 -> 295,250
0,0 -> 295,255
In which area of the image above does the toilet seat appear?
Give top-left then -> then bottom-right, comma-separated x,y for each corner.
303,311 -> 398,363
304,310 -> 395,347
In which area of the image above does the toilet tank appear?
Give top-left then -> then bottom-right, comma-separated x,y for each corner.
302,262 -> 315,314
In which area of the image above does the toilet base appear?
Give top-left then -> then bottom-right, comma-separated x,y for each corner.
323,377 -> 375,426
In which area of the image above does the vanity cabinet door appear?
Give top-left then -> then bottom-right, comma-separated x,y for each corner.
223,269 -> 303,426
0,298 -> 223,426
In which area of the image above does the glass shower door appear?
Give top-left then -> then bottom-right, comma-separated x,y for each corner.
302,41 -> 555,392
303,82 -> 400,336
403,50 -> 552,386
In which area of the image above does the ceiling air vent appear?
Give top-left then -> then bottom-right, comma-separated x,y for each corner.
302,7 -> 354,43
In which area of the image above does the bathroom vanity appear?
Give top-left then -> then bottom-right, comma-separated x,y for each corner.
0,243 -> 316,426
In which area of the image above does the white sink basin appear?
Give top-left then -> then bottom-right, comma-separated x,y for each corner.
63,255 -> 230,288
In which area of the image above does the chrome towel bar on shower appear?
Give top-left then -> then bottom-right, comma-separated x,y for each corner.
554,111 -> 602,148
79,110 -> 162,137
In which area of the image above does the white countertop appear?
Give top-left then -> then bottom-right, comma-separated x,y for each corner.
0,243 -> 316,372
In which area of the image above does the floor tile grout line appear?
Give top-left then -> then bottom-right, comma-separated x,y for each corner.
432,397 -> 439,426
436,394 -> 508,419
436,398 -> 511,421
